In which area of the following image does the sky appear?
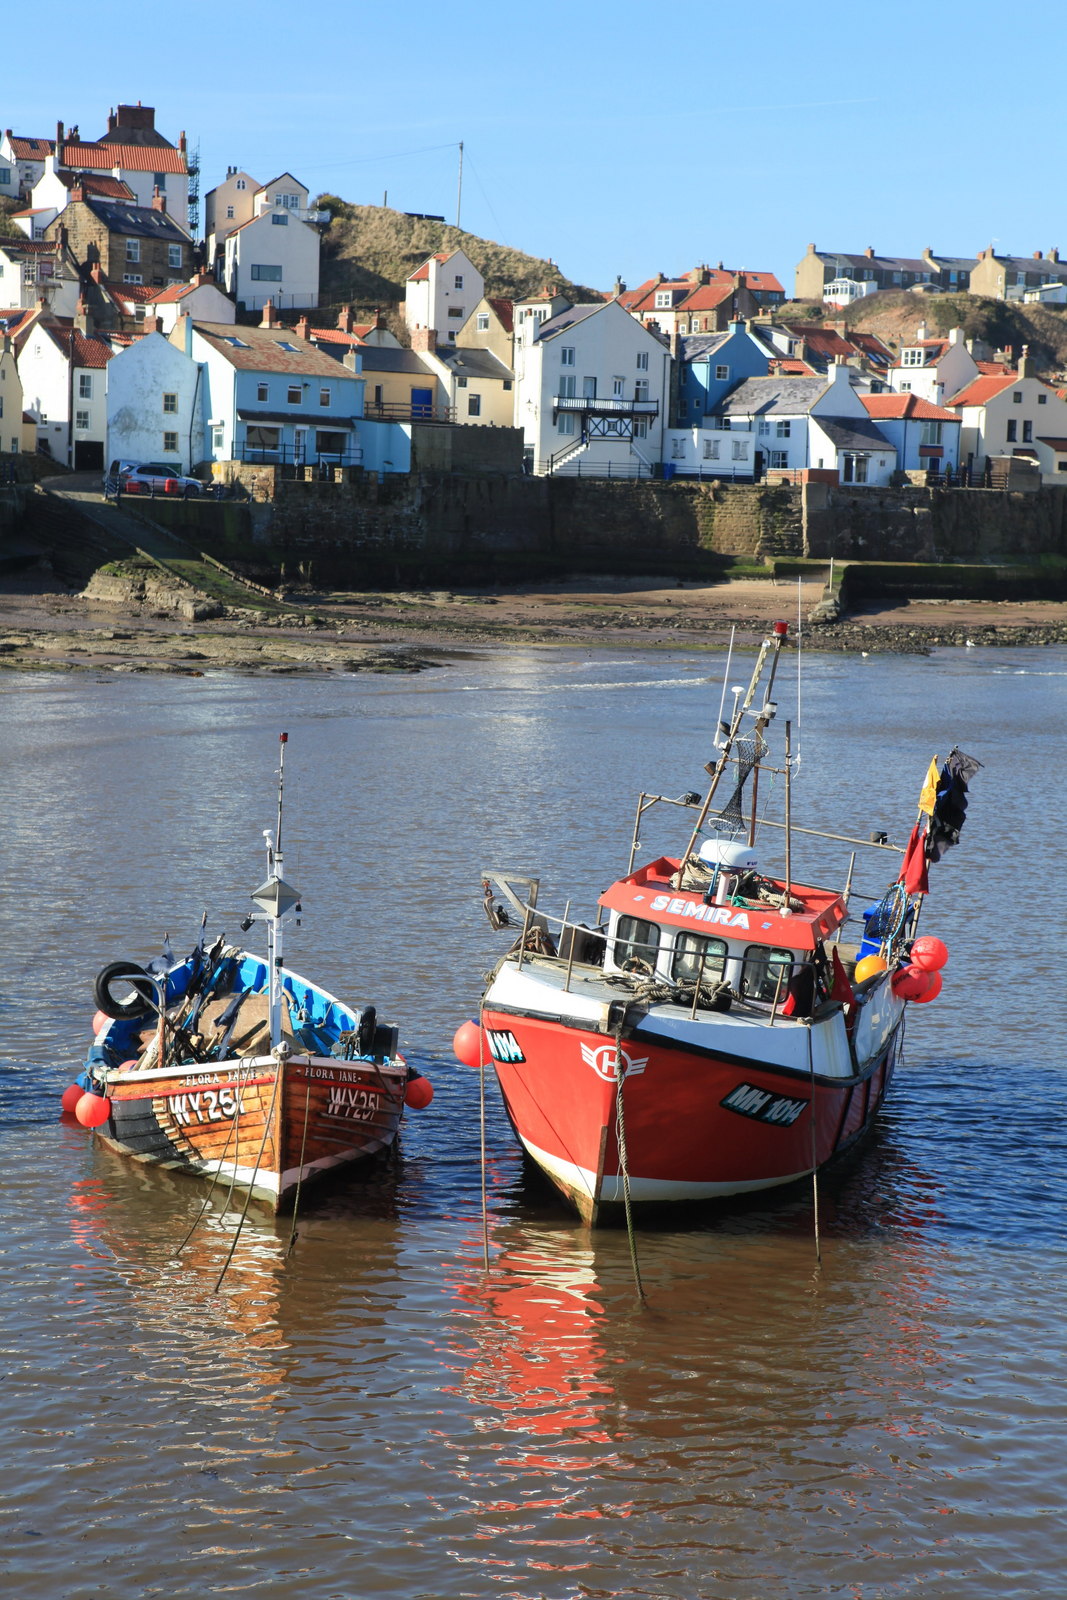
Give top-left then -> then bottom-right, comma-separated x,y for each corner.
9,0 -> 1067,296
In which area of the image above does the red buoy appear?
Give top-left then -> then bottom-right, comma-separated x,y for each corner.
404,1076 -> 434,1109
61,1084 -> 84,1113
75,1092 -> 112,1129
452,1020 -> 483,1068
91,1010 -> 109,1037
910,935 -> 949,972
912,970 -> 943,1003
891,964 -> 934,1001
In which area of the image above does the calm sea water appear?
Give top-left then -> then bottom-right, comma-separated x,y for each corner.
1,643 -> 1065,1599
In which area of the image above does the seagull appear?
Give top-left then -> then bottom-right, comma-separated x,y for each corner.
965,639 -> 976,648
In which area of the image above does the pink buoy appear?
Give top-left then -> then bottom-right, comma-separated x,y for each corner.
75,1092 -> 112,1129
910,936 -> 949,972
404,1076 -> 434,1109
452,1020 -> 484,1069
91,1010 -> 109,1037
912,970 -> 943,1003
61,1084 -> 84,1113
891,964 -> 934,1001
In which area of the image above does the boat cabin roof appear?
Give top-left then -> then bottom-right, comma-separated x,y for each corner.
598,855 -> 848,953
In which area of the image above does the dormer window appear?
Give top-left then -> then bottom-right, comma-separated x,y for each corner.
654,291 -> 673,308
902,348 -> 924,366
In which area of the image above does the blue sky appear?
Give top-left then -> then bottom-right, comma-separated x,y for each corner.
10,0 -> 1065,296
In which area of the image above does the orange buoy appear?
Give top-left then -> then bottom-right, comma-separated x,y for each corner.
891,964 -> 933,1001
910,936 -> 948,971
912,970 -> 943,1003
61,1084 -> 84,1113
75,1092 -> 112,1128
404,1076 -> 434,1109
452,1020 -> 484,1068
91,1010 -> 109,1036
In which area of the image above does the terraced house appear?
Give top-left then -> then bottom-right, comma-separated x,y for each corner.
45,190 -> 194,292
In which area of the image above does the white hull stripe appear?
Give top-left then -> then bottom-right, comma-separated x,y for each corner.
520,1135 -> 810,1204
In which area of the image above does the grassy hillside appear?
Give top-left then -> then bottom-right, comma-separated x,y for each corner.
769,290 -> 1067,375
315,199 -> 595,316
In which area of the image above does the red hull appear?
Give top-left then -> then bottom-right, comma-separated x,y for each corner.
483,1007 -> 895,1222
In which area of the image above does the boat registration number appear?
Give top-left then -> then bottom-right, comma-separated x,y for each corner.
166,1088 -> 243,1126
720,1083 -> 807,1127
326,1086 -> 381,1120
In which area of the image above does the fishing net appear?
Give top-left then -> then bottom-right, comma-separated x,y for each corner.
713,731 -> 768,835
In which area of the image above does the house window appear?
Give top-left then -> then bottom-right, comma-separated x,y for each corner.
671,437 -> 686,460
559,374 -> 576,399
74,409 -> 89,431
770,450 -> 788,468
257,382 -> 269,401
456,375 -> 467,388
679,399 -> 688,418
715,364 -> 730,381
654,291 -> 673,308
284,193 -> 300,208
212,426 -> 225,450
560,346 -> 575,366
902,349 -> 924,366
558,412 -> 575,435
126,240 -> 140,263
1039,393 -> 1048,404
271,213 -> 289,225
1006,420 -> 1017,441
236,178 -> 246,189
250,264 -> 283,281
703,438 -> 720,459
1023,420 -> 1033,442
900,382 -> 911,392
447,306 -> 464,319
468,393 -> 481,417
775,420 -> 791,437
633,416 -> 647,438
78,374 -> 92,399
920,421 -> 942,445
123,274 -> 143,284
476,312 -> 489,331
731,440 -> 747,460
758,418 -> 770,435
162,392 -> 177,413
154,173 -> 168,190
0,170 -> 7,185
635,379 -> 649,401
636,351 -> 649,371
168,245 -> 182,268
843,454 -> 869,483
1013,392 -> 1023,403
287,385 -> 302,404
612,376 -> 624,398
162,431 -> 179,453
319,387 -> 330,407
226,206 -> 234,219
454,274 -> 463,289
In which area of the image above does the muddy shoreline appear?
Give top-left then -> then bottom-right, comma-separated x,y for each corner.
3,573 -> 1067,675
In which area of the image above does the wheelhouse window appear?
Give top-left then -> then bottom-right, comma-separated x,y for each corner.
613,916 -> 660,972
672,933 -> 727,986
740,945 -> 794,1003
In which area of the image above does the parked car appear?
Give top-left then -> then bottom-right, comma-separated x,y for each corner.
117,462 -> 203,496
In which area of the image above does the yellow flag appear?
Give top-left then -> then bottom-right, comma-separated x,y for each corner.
918,756 -> 940,816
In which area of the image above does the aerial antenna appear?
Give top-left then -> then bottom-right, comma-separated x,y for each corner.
456,140 -> 464,229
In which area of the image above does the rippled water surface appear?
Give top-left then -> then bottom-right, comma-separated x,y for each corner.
1,644 -> 1065,1598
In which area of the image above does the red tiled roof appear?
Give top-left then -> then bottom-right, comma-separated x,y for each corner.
407,250 -> 454,282
770,358 -> 817,375
58,171 -> 135,200
847,330 -> 894,363
1037,436 -> 1067,450
104,279 -> 160,303
784,325 -> 857,359
861,394 -> 957,421
677,282 -> 734,312
61,140 -> 187,174
7,135 -> 54,159
487,296 -> 514,332
946,372 -> 1018,407
307,326 -> 367,345
975,360 -> 1011,375
0,238 -> 58,253
39,323 -> 115,367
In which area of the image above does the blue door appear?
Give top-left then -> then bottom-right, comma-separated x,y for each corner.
411,388 -> 433,419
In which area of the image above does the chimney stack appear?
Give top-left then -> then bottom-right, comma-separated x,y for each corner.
409,325 -> 437,353
151,187 -> 167,213
259,299 -> 278,327
1018,344 -> 1034,379
337,304 -> 356,333
74,296 -> 92,335
295,314 -> 311,341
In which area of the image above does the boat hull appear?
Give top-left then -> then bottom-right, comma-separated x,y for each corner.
482,1003 -> 898,1224
97,1051 -> 406,1212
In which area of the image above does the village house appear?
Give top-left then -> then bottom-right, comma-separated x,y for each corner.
968,247 -> 1067,302
1,131 -> 56,196
511,296 -> 669,476
17,310 -> 116,467
53,108 -> 190,231
885,323 -> 1003,405
44,190 -> 195,293
711,363 -> 897,485
141,272 -> 237,333
346,340 -> 446,421
174,307 -> 362,470
620,267 -> 782,339
675,320 -> 771,427
0,335 -> 26,455
795,244 -> 974,301
220,188 -> 321,312
105,328 -> 202,473
405,249 -> 484,346
293,306 -> 400,362
413,330 -> 514,427
204,169 -> 259,263
13,154 -> 136,238
455,296 -> 514,366
946,351 -> 1067,481
0,236 -> 78,315
860,393 -> 961,475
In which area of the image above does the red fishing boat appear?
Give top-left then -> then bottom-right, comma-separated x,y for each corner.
460,624 -> 977,1225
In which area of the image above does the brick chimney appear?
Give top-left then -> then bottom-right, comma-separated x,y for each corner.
152,315 -> 163,334
1018,344 -> 1034,379
337,304 -> 356,333
90,261 -> 104,283
410,325 -> 437,352
74,296 -> 92,335
260,299 -> 278,328
151,187 -> 167,213
865,246 -> 875,258
1051,248 -> 1060,263
295,314 -> 311,341
71,183 -> 85,203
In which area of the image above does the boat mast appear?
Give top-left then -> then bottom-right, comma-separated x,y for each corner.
248,733 -> 301,1053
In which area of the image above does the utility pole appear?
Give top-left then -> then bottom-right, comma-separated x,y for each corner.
456,141 -> 464,230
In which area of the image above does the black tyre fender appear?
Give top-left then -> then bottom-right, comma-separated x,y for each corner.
93,961 -> 157,1020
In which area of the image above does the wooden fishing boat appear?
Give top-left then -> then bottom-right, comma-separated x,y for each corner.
68,733 -> 430,1210
460,623 -> 977,1226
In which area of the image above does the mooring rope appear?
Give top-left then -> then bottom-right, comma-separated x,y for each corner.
174,1083 -> 245,1257
286,1081 -> 313,1258
612,1005 -> 645,1304
214,1056 -> 282,1294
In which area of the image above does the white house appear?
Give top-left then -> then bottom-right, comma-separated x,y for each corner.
0,238 -> 78,314
860,393 -> 961,475
204,168 -> 259,263
17,316 -> 115,468
946,351 -> 1067,481
420,340 -> 514,427
105,330 -> 203,473
1,131 -> 56,196
146,273 -> 237,333
512,297 -> 670,476
0,336 -> 25,454
405,249 -> 484,346
717,362 -> 897,485
887,324 -> 996,405
221,206 -> 320,312
56,108 -> 190,231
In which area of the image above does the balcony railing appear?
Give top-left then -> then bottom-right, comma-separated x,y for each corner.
363,401 -> 456,423
553,395 -> 660,417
